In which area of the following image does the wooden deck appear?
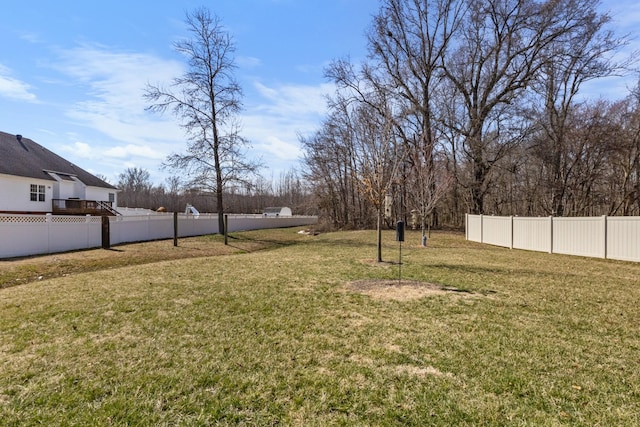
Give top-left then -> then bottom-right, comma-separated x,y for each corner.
52,199 -> 119,216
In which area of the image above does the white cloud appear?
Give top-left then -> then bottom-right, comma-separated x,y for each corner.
242,80 -> 330,168
103,144 -> 166,160
257,136 -> 303,161
237,55 -> 262,68
53,44 -> 186,150
46,44 -> 331,180
0,64 -> 38,102
253,81 -> 332,116
604,0 -> 640,29
67,141 -> 93,158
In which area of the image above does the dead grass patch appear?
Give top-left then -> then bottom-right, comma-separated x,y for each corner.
346,279 -> 480,301
394,364 -> 455,379
0,233 -> 282,289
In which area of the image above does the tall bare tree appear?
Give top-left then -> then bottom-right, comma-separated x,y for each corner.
441,0 -> 607,214
145,7 -> 259,232
326,59 -> 405,262
350,99 -> 402,261
607,87 -> 640,215
527,0 -> 628,216
368,0 -> 464,243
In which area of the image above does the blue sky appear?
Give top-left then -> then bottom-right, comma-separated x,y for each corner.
1,0 -> 638,186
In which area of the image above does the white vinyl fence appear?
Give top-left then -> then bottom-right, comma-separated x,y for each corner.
466,214 -> 640,262
0,213 -> 318,259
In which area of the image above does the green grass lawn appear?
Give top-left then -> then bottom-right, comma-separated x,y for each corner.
1,228 -> 639,426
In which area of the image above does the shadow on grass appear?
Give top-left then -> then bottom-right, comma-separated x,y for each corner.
223,232 -> 312,252
428,262 -> 581,281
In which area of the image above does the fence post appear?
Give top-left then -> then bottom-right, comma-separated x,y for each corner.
602,215 -> 607,259
224,214 -> 229,245
465,213 -> 468,240
101,215 -> 110,249
549,216 -> 553,254
510,216 -> 514,249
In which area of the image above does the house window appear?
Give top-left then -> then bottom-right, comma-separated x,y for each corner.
108,193 -> 115,203
30,184 -> 46,202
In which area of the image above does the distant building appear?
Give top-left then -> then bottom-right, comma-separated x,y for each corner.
262,207 -> 292,217
0,131 -> 119,215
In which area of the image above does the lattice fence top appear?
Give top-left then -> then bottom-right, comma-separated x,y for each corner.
0,214 -> 103,224
0,215 -> 47,223
51,216 -> 89,224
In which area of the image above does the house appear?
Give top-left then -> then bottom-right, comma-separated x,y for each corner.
0,131 -> 119,215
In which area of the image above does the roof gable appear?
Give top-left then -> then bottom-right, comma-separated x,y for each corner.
0,131 -> 116,189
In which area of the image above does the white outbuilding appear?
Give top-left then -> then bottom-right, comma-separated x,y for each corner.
262,207 -> 292,217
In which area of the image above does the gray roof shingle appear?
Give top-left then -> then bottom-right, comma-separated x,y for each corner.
0,131 -> 116,189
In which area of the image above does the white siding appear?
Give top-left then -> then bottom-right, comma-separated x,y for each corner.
0,174 -> 52,213
57,180 -> 77,200
85,186 -> 118,206
1,174 -> 116,212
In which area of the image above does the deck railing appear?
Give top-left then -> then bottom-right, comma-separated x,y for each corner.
52,199 -> 118,216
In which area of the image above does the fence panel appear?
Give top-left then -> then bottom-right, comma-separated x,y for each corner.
553,217 -> 605,258
178,214 -> 218,237
0,215 -> 49,258
110,216 -> 151,245
48,216 -> 101,253
481,216 -> 512,248
228,215 -> 318,232
513,217 -> 551,253
607,216 -> 640,262
466,214 -> 482,242
467,214 -> 639,262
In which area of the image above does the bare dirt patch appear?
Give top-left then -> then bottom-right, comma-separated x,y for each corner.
346,279 -> 479,301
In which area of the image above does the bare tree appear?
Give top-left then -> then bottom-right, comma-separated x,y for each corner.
352,101 -> 403,261
441,0 -> 607,214
117,167 -> 152,208
145,7 -> 259,232
301,113 -> 366,229
326,58 -> 405,262
527,0 -> 628,216
607,87 -> 640,215
368,0 -> 464,242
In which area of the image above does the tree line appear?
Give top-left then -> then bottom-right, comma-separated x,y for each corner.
301,0 -> 639,231
114,167 -> 315,216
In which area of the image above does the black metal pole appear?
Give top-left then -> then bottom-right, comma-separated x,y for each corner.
101,215 -> 110,249
398,240 -> 402,284
173,211 -> 178,247
224,214 -> 228,245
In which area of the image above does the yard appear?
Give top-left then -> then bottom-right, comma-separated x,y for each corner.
1,228 -> 639,425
